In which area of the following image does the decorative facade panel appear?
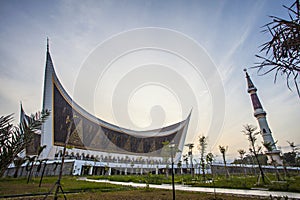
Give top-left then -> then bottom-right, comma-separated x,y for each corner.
53,81 -> 186,156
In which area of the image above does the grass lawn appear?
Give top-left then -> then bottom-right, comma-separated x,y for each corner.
0,175 -> 298,199
0,176 -> 131,196
90,173 -> 300,192
65,189 -> 265,200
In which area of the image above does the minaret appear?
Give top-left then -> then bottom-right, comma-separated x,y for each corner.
244,69 -> 282,165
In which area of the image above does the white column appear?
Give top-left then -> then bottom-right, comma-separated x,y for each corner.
89,166 -> 93,175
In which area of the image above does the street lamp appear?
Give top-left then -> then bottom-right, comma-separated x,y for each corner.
169,143 -> 176,200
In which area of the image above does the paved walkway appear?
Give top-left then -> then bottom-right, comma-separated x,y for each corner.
82,178 -> 300,199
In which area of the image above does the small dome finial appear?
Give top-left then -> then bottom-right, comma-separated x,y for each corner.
243,68 -> 247,72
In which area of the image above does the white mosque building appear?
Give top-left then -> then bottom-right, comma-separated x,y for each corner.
20,40 -> 191,175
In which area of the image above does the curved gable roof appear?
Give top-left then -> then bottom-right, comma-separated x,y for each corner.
43,47 -> 190,156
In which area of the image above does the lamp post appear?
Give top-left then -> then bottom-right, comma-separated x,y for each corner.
169,143 -> 176,200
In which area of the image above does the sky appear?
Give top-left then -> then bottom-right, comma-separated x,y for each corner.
0,0 -> 299,162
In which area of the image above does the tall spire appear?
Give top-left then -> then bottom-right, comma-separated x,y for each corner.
244,68 -> 256,92
42,38 -> 55,159
43,37 -> 55,110
244,69 -> 282,165
244,69 -> 263,111
45,37 -> 54,73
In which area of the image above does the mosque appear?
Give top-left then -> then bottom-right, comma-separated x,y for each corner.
20,40 -> 191,175
18,40 -> 283,176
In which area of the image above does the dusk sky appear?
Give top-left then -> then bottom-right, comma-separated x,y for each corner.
0,0 -> 299,161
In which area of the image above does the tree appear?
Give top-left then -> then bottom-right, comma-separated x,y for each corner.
0,110 -> 49,177
25,155 -> 36,183
198,136 -> 207,181
183,154 -> 189,174
287,140 -> 299,153
254,0 -> 300,98
177,160 -> 182,175
242,124 -> 267,184
238,149 -> 246,162
219,145 -> 230,178
237,149 -> 247,176
185,143 -> 195,177
26,145 -> 47,183
206,152 -> 214,177
38,158 -> 48,187
263,141 -> 281,181
283,152 -> 297,166
13,156 -> 26,178
283,141 -> 299,167
206,152 -> 217,200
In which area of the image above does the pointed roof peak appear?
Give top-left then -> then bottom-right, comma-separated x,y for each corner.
44,37 -> 55,74
46,37 -> 50,52
244,68 -> 254,79
244,69 -> 264,111
244,68 -> 249,77
244,68 -> 256,92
